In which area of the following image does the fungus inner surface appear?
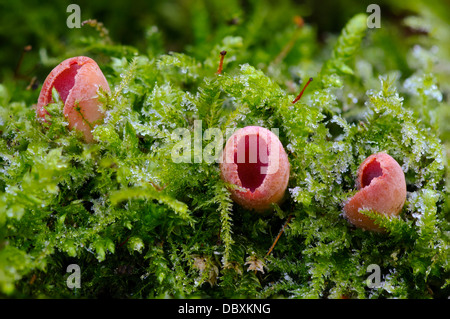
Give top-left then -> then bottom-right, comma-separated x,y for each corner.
361,158 -> 383,188
235,134 -> 269,192
49,62 -> 81,103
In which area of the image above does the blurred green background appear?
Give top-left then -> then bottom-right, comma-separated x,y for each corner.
1,0 -> 449,81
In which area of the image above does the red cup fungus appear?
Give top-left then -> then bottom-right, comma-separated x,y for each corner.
343,152 -> 407,232
220,126 -> 290,212
36,56 -> 110,143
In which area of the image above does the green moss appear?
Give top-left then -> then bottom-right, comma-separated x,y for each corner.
0,0 -> 449,299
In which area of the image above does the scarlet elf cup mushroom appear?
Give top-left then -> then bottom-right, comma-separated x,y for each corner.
343,152 -> 407,232
36,56 -> 110,143
220,126 -> 290,212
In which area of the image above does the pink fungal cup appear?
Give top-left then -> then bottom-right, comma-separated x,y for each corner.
220,126 -> 290,212
343,152 -> 407,232
36,56 -> 110,143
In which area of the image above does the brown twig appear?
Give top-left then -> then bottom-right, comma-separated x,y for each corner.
292,77 -> 313,104
216,51 -> 227,75
273,16 -> 304,65
118,236 -> 130,248
265,214 -> 293,258
82,19 -> 112,43
14,45 -> 32,79
29,273 -> 37,285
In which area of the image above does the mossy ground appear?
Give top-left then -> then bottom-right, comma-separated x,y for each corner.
0,0 -> 449,299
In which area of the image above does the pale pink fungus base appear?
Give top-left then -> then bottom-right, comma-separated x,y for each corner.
343,152 -> 407,232
220,126 -> 290,212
